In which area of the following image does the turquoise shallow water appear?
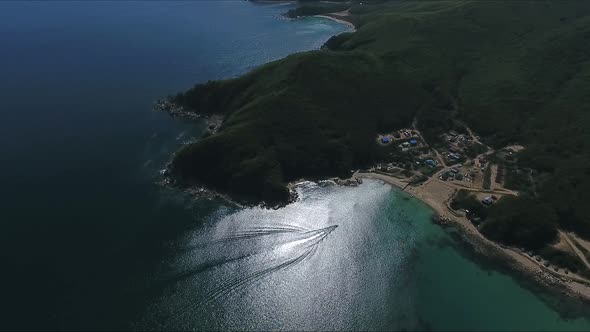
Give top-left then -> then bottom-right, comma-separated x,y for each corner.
1,1 -> 589,330
144,180 -> 590,330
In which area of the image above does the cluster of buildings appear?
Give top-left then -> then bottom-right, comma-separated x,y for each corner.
375,163 -> 397,172
374,128 -> 446,178
375,127 -> 495,185
439,130 -> 479,162
374,154 -> 440,177
398,139 -> 420,151
377,129 -> 421,145
444,130 -> 475,147
438,165 -> 472,182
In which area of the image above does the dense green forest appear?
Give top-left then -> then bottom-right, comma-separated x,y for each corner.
171,1 -> 590,249
172,51 -> 422,204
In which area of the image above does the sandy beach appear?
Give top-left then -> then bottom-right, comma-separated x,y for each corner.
314,14 -> 356,31
356,171 -> 590,302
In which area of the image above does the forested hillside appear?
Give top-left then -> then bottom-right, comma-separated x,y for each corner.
172,51 -> 423,204
171,1 -> 590,247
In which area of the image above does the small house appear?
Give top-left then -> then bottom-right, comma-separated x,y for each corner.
381,137 -> 391,144
409,139 -> 418,146
482,196 -> 493,206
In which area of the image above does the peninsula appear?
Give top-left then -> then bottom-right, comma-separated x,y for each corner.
162,0 -> 590,300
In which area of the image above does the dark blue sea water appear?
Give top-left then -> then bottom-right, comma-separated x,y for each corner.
0,1 -> 347,329
2,1 -> 590,331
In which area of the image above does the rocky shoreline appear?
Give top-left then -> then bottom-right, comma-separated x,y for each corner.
451,220 -> 590,314
153,99 -> 223,134
157,162 -> 299,211
334,176 -> 363,187
153,98 -> 200,120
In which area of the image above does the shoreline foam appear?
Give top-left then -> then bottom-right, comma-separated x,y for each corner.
314,14 -> 356,31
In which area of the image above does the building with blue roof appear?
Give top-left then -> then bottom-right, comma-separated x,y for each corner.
425,159 -> 437,167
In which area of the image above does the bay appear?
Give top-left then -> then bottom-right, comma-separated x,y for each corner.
1,1 -> 589,330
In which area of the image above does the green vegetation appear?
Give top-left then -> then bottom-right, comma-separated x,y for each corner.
481,197 -> 558,250
450,189 -> 487,222
572,237 -> 590,264
418,165 -> 438,177
284,2 -> 349,19
465,142 -> 488,159
172,51 -> 422,205
409,174 -> 428,185
495,163 -> 505,184
504,167 -> 532,192
537,246 -> 587,276
171,0 -> 590,248
482,164 -> 492,190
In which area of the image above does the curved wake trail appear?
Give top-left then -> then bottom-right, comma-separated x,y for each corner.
177,225 -> 307,252
164,225 -> 337,327
198,225 -> 337,302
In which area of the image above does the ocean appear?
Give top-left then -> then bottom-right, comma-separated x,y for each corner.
1,1 -> 589,330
